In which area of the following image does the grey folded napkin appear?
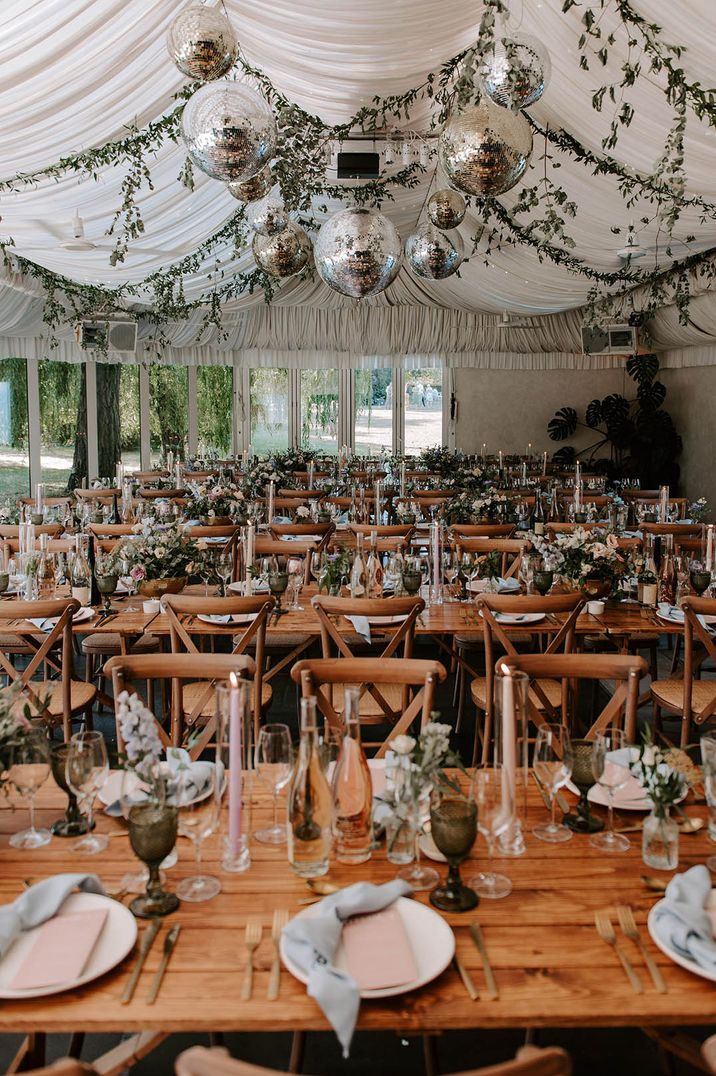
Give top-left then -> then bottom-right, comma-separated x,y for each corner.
652,864 -> 716,970
346,615 -> 371,643
282,879 -> 411,1056
166,747 -> 224,802
0,874 -> 105,958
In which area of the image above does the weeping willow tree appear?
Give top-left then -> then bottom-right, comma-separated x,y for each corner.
300,369 -> 338,451
197,366 -> 232,454
149,365 -> 188,458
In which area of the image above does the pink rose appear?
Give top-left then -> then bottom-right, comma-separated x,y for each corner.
130,565 -> 146,581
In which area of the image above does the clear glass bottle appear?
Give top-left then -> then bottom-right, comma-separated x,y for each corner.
71,534 -> 92,606
350,532 -> 367,598
658,534 -> 677,605
532,489 -> 546,536
287,697 -> 332,878
366,530 -> 383,599
37,533 -> 56,599
331,687 -> 373,864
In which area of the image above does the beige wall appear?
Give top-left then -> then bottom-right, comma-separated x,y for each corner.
453,364 -> 710,507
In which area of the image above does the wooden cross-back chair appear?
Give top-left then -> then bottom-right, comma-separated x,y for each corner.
0,524 -> 61,541
129,470 -> 169,483
635,497 -> 689,518
277,487 -> 324,500
137,487 -> 185,500
452,537 -> 530,579
17,495 -> 71,509
73,487 -> 121,503
291,656 -> 446,758
252,536 -> 325,586
449,524 -> 516,539
310,593 -> 425,749
106,652 -> 255,760
290,470 -> 331,484
87,523 -> 137,539
0,598 -> 96,740
183,525 -> 242,581
651,596 -> 716,747
1,537 -> 76,560
641,522 -> 701,537
269,521 -> 335,541
348,522 -> 415,541
161,594 -> 273,747
470,593 -> 585,764
503,653 -> 646,745
336,532 -> 410,556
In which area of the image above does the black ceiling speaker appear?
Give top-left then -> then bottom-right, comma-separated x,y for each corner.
336,151 -> 380,179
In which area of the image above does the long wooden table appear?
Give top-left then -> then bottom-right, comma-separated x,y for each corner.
0,778 -> 714,1042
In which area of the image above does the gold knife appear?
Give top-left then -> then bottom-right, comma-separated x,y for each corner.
453,955 -> 479,1001
469,923 -> 499,1000
120,920 -> 161,1005
146,923 -> 181,1005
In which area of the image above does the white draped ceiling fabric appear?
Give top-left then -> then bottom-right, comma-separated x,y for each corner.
0,0 -> 715,370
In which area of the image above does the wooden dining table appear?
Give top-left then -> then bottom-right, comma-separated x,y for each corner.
0,775 -> 714,1052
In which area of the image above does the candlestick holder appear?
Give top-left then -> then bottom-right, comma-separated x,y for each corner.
221,833 -> 251,872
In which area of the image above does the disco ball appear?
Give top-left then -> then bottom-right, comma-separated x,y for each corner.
480,31 -> 551,111
247,188 -> 289,236
427,189 -> 466,230
182,81 -> 277,183
405,224 -> 464,280
438,101 -> 532,197
314,208 -> 402,299
252,222 -> 312,278
227,166 -> 273,203
167,5 -> 237,81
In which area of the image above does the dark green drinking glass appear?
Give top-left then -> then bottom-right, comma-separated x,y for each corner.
50,742 -> 91,837
429,794 -> 479,913
128,802 -> 179,918
563,738 -> 604,834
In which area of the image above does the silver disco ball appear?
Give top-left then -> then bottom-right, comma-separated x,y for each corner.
252,222 -> 312,278
167,5 -> 237,82
427,189 -> 466,230
247,188 -> 289,236
405,224 -> 464,280
314,208 -> 402,299
438,100 -> 532,197
182,81 -> 277,183
227,166 -> 273,203
480,32 -> 552,111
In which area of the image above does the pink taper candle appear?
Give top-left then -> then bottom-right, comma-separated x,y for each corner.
228,672 -> 243,856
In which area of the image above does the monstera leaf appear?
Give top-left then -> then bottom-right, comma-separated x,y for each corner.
552,445 -> 576,466
548,406 -> 578,441
585,399 -> 603,427
600,394 -> 630,425
637,379 -> 666,411
626,353 -> 659,384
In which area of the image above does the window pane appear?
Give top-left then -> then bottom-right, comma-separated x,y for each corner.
300,369 -> 338,454
198,366 -> 233,456
39,360 -> 85,492
119,365 -> 140,472
250,369 -> 288,455
404,369 -> 443,454
0,358 -> 29,499
149,366 -> 188,466
354,370 -> 392,454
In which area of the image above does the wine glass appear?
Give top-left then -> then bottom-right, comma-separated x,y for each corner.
127,783 -> 179,919
254,723 -> 293,844
268,567 -> 289,616
200,551 -> 215,596
8,729 -> 52,849
443,550 -> 458,600
117,767 -> 176,893
310,552 -> 322,586
690,562 -> 712,597
216,550 -> 233,596
468,765 -> 513,899
428,788 -> 478,912
65,730 -> 110,854
286,557 -> 304,611
174,766 -> 222,902
589,729 -> 631,853
397,785 -> 440,892
532,723 -> 573,843
49,742 -> 90,837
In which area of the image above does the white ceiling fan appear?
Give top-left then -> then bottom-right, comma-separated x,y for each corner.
22,210 -> 169,258
615,222 -> 707,265
497,309 -> 534,328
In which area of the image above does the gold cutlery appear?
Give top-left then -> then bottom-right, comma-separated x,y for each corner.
616,816 -> 703,835
453,954 -> 479,1001
146,923 -> 181,1005
241,917 -> 263,1001
307,879 -> 339,896
617,904 -> 667,993
469,922 -> 499,1000
121,920 -> 161,1004
641,874 -> 668,894
267,909 -> 289,1001
594,909 -> 643,993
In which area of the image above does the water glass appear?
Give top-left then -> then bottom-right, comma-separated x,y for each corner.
468,765 -> 513,898
8,729 -> 51,849
65,730 -> 110,854
589,730 -> 630,853
174,766 -> 222,902
254,723 -> 293,844
533,724 -> 573,844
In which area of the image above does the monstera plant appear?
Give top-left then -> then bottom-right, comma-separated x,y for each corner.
547,354 -> 682,487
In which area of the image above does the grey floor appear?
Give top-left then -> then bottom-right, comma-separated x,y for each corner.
0,633 -> 710,1075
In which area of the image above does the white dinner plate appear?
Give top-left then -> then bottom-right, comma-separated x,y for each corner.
586,747 -> 686,811
478,611 -> 545,625
280,896 -> 455,999
367,614 -> 408,626
418,831 -> 447,863
227,581 -> 269,595
657,605 -> 716,627
98,762 -> 223,808
196,612 -> 257,626
32,606 -> 95,629
468,578 -> 520,594
647,892 -> 716,983
0,892 -> 136,999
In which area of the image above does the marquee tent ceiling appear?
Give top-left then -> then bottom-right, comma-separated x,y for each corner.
0,0 -> 715,362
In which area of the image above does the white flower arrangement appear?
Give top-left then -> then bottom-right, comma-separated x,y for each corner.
117,690 -> 163,782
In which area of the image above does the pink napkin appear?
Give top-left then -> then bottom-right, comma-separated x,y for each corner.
369,763 -> 387,798
603,762 -> 643,803
10,908 -> 108,990
341,904 -> 417,991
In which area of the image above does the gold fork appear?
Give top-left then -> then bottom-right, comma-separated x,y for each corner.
617,905 -> 667,993
241,917 -> 263,1001
267,909 -> 289,1000
594,909 -> 643,994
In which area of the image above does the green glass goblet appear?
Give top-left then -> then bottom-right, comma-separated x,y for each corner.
268,571 -> 289,617
690,569 -> 712,597
429,794 -> 479,913
533,570 -> 553,596
128,802 -> 180,918
50,742 -> 91,837
96,574 -> 118,613
563,739 -> 604,834
0,572 -> 8,595
402,570 -> 422,596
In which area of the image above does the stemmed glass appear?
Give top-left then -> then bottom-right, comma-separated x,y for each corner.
443,550 -> 458,600
428,788 -> 478,912
127,774 -> 179,919
700,731 -> 716,872
286,557 -> 304,611
50,742 -> 90,837
268,561 -> 289,617
533,723 -> 573,843
174,766 -> 222,902
310,552 -> 322,586
117,768 -> 176,893
200,552 -> 215,596
254,723 -> 293,844
589,729 -> 631,852
690,561 -> 712,597
8,729 -> 52,849
65,730 -> 110,854
216,550 -> 233,596
397,786 -> 440,892
468,765 -> 513,899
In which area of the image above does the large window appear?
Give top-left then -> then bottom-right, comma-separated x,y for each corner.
198,366 -> 233,455
149,366 -> 188,465
300,369 -> 338,454
39,360 -> 85,492
250,369 -> 288,454
0,358 -> 29,499
404,369 -> 443,454
354,370 -> 393,454
118,365 -> 140,472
